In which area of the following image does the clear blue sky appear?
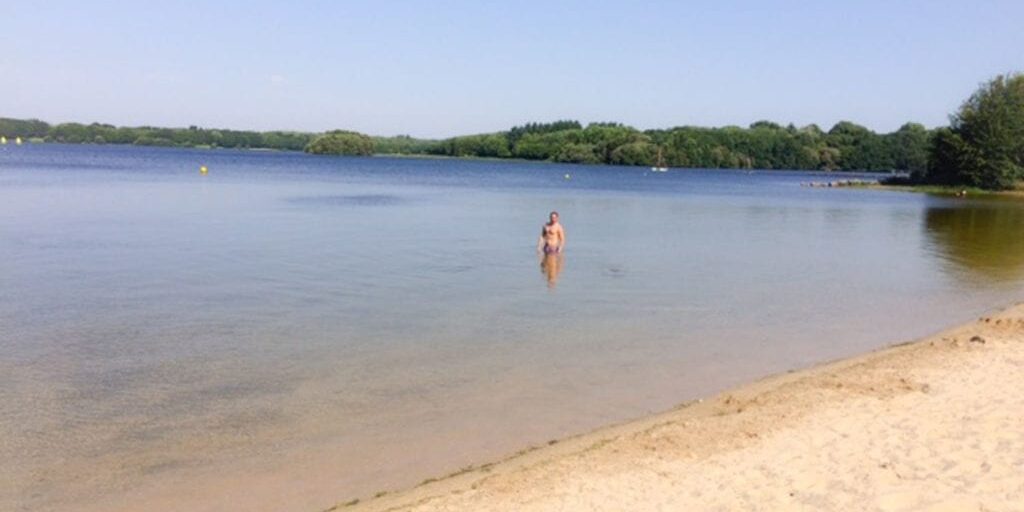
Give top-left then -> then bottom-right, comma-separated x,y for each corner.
2,1 -> 1021,138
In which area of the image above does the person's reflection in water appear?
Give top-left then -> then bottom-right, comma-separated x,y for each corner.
540,251 -> 564,289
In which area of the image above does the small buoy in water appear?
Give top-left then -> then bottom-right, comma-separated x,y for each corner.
564,173 -> 571,180
15,136 -> 22,145
199,165 -> 208,175
0,136 -> 7,145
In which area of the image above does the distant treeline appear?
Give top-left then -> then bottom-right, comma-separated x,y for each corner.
0,117 -> 447,157
1,116 -> 931,173
423,120 -> 930,172
0,117 -> 316,151
5,72 -> 1020,189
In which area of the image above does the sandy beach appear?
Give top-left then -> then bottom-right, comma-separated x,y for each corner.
339,304 -> 1024,511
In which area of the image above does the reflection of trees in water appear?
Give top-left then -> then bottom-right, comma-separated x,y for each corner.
924,203 -> 1024,282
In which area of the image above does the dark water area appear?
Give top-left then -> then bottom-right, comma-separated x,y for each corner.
2,143 -> 1023,511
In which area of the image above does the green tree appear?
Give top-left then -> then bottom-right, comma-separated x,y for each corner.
827,121 -> 894,171
305,130 -> 375,156
924,128 -> 967,185
0,117 -> 50,137
373,135 -> 439,154
507,120 -> 581,146
889,122 -> 930,174
609,141 -> 656,166
925,73 -> 1024,189
581,123 -> 646,163
553,143 -> 601,164
513,132 -> 569,160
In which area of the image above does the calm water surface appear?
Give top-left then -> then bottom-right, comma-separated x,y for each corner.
2,144 -> 1023,511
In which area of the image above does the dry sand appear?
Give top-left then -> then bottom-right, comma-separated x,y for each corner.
339,304 -> 1024,512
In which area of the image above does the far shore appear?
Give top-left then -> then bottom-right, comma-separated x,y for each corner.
4,140 -> 909,172
335,303 -> 1024,511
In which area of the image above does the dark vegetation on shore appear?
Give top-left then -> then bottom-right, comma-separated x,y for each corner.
0,118 -> 317,152
425,120 -> 930,173
2,73 -> 1020,188
901,73 -> 1024,190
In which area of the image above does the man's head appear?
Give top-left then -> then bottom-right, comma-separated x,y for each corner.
549,211 -> 559,223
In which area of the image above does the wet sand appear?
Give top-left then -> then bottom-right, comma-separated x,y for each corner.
342,304 -> 1024,511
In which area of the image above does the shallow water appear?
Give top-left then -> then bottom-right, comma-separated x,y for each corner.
2,144 -> 1023,511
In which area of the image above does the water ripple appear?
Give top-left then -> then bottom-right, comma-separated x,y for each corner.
287,194 -> 407,207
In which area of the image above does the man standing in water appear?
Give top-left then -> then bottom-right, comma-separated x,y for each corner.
538,211 -> 565,254
538,211 -> 565,289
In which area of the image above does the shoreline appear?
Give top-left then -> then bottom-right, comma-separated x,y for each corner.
867,183 -> 1024,199
335,303 -> 1024,511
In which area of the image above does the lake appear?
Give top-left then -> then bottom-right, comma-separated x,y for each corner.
2,144 -> 1023,511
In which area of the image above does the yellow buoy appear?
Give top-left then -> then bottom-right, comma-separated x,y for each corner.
15,136 -> 22,145
1,136 -> 7,145
564,173 -> 571,180
199,165 -> 208,175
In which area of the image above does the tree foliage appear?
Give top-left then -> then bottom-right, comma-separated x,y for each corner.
0,117 -> 315,150
426,119 -> 933,172
372,135 -> 439,155
920,74 -> 1024,189
305,130 -> 375,156
507,120 -> 582,145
